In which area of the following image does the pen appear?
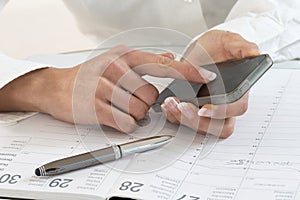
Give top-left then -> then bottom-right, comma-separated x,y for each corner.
35,135 -> 173,176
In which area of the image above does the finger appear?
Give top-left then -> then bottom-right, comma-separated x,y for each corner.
102,59 -> 159,106
223,33 -> 260,58
164,98 -> 235,138
95,99 -> 138,133
77,45 -> 132,77
175,101 -> 203,129
197,92 -> 249,119
96,77 -> 149,121
124,50 -> 217,83
162,97 -> 181,115
161,102 -> 179,124
163,97 -> 206,133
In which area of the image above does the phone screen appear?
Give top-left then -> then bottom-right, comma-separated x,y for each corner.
154,55 -> 269,106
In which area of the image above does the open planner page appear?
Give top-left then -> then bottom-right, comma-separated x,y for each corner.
0,113 -> 128,199
1,65 -> 300,200
107,67 -> 300,200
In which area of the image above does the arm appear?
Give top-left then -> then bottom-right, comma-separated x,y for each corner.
0,54 -> 51,124
0,46 -> 216,132
0,1 -> 48,94
0,54 -> 49,90
0,0 -> 56,123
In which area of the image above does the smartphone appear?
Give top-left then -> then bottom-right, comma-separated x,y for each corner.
153,54 -> 273,111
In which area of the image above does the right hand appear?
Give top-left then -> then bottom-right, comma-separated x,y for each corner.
0,45 -> 216,132
161,30 -> 260,138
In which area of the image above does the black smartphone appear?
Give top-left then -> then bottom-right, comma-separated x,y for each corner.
153,54 -> 273,111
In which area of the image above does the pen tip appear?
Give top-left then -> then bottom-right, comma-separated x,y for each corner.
35,168 -> 41,176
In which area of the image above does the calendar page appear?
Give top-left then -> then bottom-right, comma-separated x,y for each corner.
1,67 -> 300,200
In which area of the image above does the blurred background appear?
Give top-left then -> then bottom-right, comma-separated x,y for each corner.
0,0 -> 236,59
0,0 -> 95,58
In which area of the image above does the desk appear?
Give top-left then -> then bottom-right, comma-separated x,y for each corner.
1,49 -> 300,199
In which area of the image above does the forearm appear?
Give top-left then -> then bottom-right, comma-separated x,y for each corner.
0,68 -> 49,112
0,67 -> 75,114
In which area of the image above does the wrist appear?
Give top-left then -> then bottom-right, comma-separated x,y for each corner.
0,67 -> 77,115
38,67 -> 78,117
0,68 -> 50,112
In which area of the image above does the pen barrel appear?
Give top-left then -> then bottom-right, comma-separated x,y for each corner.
42,145 -> 121,176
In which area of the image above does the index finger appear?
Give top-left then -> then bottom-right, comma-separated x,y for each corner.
123,50 -> 217,83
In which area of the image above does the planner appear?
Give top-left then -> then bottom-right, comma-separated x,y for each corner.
1,65 -> 300,200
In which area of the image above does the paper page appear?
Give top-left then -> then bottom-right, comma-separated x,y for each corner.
0,112 -> 37,126
0,114 -> 124,199
106,68 -> 300,200
0,84 -> 176,199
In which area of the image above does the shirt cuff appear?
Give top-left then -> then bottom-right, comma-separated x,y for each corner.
0,53 -> 52,124
0,53 -> 49,89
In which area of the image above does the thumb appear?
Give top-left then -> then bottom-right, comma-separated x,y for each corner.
228,41 -> 260,58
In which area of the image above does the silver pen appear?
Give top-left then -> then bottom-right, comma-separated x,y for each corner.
35,135 -> 173,176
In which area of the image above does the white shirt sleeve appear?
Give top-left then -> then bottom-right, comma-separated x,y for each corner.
1,1 -> 49,89
0,53 -> 49,89
210,0 -> 300,61
0,0 -> 42,124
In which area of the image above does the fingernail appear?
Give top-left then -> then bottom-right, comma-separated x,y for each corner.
200,69 -> 217,82
164,97 -> 179,113
198,107 -> 213,117
177,102 -> 195,119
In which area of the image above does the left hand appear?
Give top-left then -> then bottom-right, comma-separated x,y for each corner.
161,30 -> 260,138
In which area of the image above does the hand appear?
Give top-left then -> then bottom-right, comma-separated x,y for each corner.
0,45 -> 216,132
161,30 -> 260,138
